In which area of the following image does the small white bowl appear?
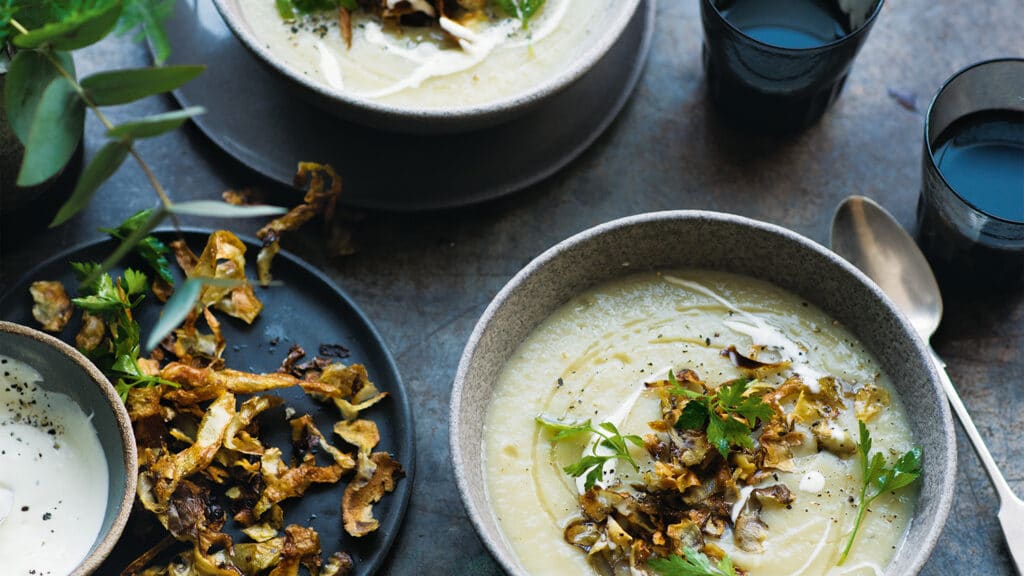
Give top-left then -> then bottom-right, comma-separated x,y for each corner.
213,0 -> 641,133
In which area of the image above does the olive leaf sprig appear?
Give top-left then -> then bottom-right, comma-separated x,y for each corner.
535,414 -> 643,490
837,421 -> 922,565
2,0 -> 285,285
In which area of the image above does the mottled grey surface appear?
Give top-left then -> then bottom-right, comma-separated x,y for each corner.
452,212 -> 956,575
0,0 -> 1021,574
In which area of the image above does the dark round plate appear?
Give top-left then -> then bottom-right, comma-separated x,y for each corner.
156,0 -> 655,211
0,229 -> 413,576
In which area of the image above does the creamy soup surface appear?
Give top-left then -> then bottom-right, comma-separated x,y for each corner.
239,0 -> 611,109
483,271 -> 917,576
0,355 -> 110,576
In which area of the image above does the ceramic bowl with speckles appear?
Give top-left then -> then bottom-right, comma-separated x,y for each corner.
0,321 -> 137,576
211,0 -> 641,133
450,211 -> 956,575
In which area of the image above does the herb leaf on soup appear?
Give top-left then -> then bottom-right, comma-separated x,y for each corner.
648,547 -> 738,576
837,421 -> 922,565
671,372 -> 773,457
535,414 -> 643,490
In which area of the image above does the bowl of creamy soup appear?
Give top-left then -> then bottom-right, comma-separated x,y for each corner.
0,321 -> 137,575
213,0 -> 641,132
451,211 -> 956,576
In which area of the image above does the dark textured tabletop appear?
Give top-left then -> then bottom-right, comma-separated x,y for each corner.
1,0 -> 1021,574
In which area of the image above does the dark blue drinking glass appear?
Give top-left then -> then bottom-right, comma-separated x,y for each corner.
700,0 -> 884,132
916,58 -> 1024,291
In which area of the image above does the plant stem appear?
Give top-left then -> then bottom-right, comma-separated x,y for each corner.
10,17 -> 176,214
837,486 -> 870,565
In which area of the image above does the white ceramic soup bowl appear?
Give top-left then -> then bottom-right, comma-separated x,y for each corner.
450,210 -> 956,575
213,0 -> 642,133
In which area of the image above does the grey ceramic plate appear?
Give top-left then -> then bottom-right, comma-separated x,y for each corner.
451,211 -> 957,575
0,230 -> 413,575
154,0 -> 655,211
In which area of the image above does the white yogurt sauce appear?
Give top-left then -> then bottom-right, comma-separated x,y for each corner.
0,355 -> 110,575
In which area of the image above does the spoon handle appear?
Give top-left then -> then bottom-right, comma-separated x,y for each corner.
930,347 -> 1024,573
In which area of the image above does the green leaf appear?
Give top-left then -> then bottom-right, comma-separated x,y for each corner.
50,140 -> 131,227
144,278 -> 201,351
81,65 -> 205,106
535,414 -> 593,440
5,49 -> 68,143
677,400 -> 709,431
70,262 -> 103,295
17,72 -> 85,186
14,1 -> 122,50
118,0 -> 175,64
275,0 -> 296,18
493,0 -> 546,26
167,200 -> 288,218
106,106 -> 205,139
563,454 -> 608,478
84,206 -> 167,288
648,547 -> 737,576
736,395 -> 774,426
102,209 -> 175,286
123,268 -> 149,296
706,413 -> 729,458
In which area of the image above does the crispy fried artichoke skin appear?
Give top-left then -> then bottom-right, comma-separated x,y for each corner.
148,393 -> 236,506
342,452 -> 403,537
30,280 -> 72,332
191,231 -> 263,324
268,525 -> 322,576
76,311 -> 106,350
255,162 -> 342,286
255,446 -> 347,517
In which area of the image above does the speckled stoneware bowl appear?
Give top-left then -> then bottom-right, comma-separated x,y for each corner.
450,211 -> 956,575
212,0 -> 641,133
0,321 -> 137,575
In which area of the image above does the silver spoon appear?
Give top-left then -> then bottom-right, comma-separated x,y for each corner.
831,195 -> 1023,572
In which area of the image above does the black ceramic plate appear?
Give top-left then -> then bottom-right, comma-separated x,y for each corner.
0,230 -> 413,575
155,0 -> 655,211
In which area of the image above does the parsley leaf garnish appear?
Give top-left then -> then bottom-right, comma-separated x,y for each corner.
837,421 -> 922,565
648,547 -> 738,576
535,414 -> 644,490
671,371 -> 773,458
71,266 -> 177,401
100,209 -> 174,288
494,0 -> 546,27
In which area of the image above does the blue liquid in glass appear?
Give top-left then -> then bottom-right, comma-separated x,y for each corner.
719,0 -> 850,49
932,110 -> 1024,222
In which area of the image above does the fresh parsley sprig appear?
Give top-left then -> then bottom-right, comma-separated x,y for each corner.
648,547 -> 738,576
100,209 -> 174,288
71,265 -> 176,400
837,421 -> 922,565
672,372 -> 773,457
535,414 -> 643,490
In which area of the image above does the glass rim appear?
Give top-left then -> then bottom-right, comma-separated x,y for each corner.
924,57 -> 1024,226
703,0 -> 885,54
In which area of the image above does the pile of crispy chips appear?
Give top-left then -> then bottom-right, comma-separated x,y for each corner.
31,224 -> 402,576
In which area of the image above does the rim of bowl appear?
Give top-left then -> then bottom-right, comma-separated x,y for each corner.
0,321 -> 138,576
924,56 -> 1024,226
702,0 -> 885,54
450,210 -> 956,576
211,0 -> 642,122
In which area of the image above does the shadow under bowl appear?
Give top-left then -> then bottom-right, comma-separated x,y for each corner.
0,321 -> 137,576
450,210 -> 956,575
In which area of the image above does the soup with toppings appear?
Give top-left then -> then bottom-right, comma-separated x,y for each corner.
238,0 -> 613,109
483,271 -> 918,576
